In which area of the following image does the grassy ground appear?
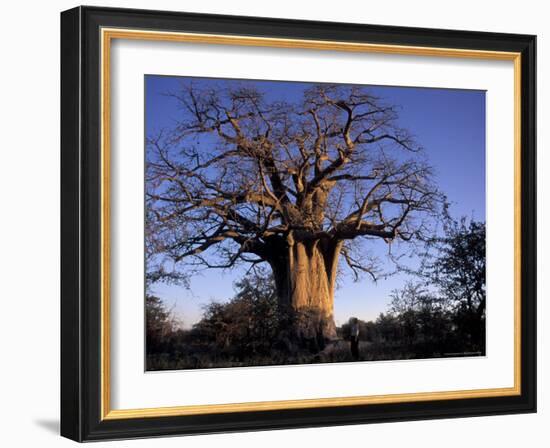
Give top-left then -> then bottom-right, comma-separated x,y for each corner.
145,338 -> 453,371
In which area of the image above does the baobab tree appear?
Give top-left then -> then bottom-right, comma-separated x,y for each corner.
146,82 -> 441,341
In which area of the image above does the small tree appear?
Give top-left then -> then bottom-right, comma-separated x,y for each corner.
389,282 -> 451,352
374,313 -> 402,343
420,219 -> 486,350
146,295 -> 177,354
192,269 -> 280,359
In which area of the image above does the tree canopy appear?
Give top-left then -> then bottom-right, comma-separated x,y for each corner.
147,83 -> 440,277
146,82 -> 443,339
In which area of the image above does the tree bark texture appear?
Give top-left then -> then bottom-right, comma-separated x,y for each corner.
269,236 -> 342,342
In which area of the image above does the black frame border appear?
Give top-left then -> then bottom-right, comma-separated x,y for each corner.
61,6 -> 536,442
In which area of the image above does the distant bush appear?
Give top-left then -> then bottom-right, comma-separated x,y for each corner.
146,295 -> 179,356
190,270 -> 281,360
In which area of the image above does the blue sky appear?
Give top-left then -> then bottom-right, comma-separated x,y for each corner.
145,75 -> 486,328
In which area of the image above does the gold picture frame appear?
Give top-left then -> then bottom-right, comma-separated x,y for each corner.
61,6 -> 536,441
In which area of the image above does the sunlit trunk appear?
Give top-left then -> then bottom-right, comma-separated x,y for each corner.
269,238 -> 342,343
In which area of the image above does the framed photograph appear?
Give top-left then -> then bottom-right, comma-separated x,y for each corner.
61,6 -> 536,441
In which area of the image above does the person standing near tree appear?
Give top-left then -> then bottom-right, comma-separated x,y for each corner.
349,317 -> 360,360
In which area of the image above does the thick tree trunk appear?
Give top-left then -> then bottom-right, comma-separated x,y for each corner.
269,236 -> 342,345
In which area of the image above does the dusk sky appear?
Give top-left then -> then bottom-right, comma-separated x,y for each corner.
145,75 -> 486,328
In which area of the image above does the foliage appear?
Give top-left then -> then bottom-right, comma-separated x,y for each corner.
190,268 -> 281,359
419,218 -> 486,350
145,295 -> 179,355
